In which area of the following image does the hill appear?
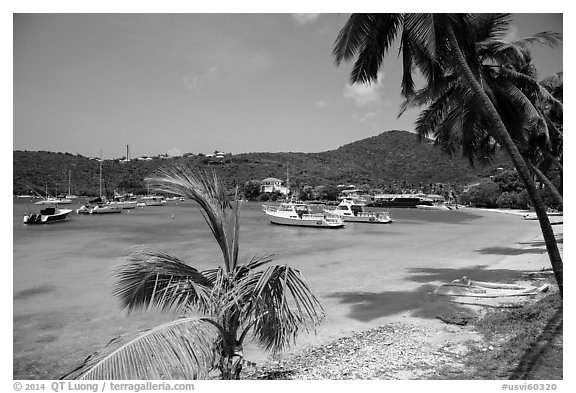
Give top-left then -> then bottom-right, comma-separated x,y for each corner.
13,130 -> 511,196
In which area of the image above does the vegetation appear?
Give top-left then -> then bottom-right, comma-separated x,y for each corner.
64,167 -> 323,380
13,131 -> 512,198
438,291 -> 562,379
333,13 -> 563,296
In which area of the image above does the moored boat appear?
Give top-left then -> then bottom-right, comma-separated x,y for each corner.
89,205 -> 122,214
368,194 -> 433,208
416,203 -> 452,211
324,199 -> 393,224
23,206 -> 73,224
108,193 -> 138,209
262,201 -> 345,228
76,203 -> 122,214
140,195 -> 166,206
35,197 -> 72,205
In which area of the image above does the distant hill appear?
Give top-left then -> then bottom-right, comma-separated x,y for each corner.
13,130 -> 512,196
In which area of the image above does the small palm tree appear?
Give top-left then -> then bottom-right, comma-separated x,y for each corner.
63,165 -> 324,380
333,13 -> 563,296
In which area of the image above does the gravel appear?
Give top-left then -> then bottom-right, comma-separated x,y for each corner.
243,322 -> 480,380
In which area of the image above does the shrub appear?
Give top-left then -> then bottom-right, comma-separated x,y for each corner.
468,181 -> 501,208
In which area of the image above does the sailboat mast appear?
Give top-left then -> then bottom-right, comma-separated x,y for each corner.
286,163 -> 290,195
99,151 -> 103,198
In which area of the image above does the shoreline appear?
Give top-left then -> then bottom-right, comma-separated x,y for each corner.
244,216 -> 563,379
13,204 -> 562,379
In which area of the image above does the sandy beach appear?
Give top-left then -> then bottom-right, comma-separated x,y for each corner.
246,209 -> 564,379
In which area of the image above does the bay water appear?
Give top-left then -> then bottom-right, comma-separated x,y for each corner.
13,198 -> 542,379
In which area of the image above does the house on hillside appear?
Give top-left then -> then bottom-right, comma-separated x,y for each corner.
260,177 -> 289,195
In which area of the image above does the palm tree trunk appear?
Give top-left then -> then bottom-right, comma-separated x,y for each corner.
527,161 -> 563,210
447,29 -> 563,297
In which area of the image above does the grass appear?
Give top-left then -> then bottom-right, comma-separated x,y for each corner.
437,289 -> 563,379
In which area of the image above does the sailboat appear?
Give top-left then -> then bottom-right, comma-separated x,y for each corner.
25,183 -> 72,224
65,170 -> 78,199
34,182 -> 72,205
139,181 -> 166,206
77,154 -> 122,214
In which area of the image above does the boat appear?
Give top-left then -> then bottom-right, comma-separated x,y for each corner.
35,197 -> 72,205
434,276 -> 550,298
108,192 -> 138,209
76,154 -> 122,214
262,200 -> 345,228
416,203 -> 453,211
65,170 -> 78,199
323,199 -> 393,224
23,206 -> 73,224
88,204 -> 122,214
76,196 -> 123,215
140,195 -> 166,206
368,194 -> 433,208
33,185 -> 72,205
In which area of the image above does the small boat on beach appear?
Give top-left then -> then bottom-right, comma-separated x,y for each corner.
323,199 -> 393,224
262,200 -> 345,228
434,276 -> 550,298
23,206 -> 73,224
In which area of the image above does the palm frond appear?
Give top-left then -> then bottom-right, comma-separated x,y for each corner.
494,80 -> 549,144
233,253 -> 276,280
479,31 -> 561,67
512,31 -> 562,50
63,317 -> 220,380
227,264 -> 324,353
413,87 -> 456,142
147,165 -> 240,273
333,14 -> 375,65
341,14 -> 402,84
403,14 -> 437,60
399,74 -> 458,117
114,247 -> 214,315
473,13 -> 513,42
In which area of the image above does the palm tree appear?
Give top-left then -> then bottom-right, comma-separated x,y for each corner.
399,24 -> 563,209
333,13 -> 563,296
63,165 -> 324,380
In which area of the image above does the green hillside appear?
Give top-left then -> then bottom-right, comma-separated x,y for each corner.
13,130 -> 511,196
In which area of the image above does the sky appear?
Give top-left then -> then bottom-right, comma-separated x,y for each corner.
13,11 -> 563,160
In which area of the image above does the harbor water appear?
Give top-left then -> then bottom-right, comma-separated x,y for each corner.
13,198 -> 543,379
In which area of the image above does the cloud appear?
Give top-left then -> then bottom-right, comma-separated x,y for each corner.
343,72 -> 386,107
177,66 -> 220,91
503,25 -> 519,43
166,147 -> 182,157
292,14 -> 320,25
173,33 -> 273,91
316,99 -> 327,108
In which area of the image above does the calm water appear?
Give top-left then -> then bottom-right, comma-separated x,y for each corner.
13,198 -> 542,379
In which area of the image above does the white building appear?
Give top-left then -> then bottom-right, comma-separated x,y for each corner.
260,178 -> 289,195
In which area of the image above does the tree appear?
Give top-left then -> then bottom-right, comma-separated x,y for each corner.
64,166 -> 323,380
468,181 -> 501,208
319,185 -> 340,201
493,170 -> 524,194
333,13 -> 563,296
242,180 -> 262,201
